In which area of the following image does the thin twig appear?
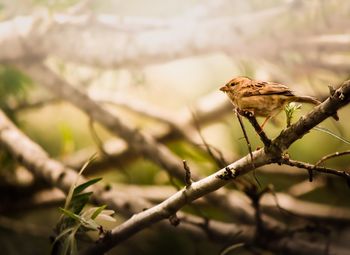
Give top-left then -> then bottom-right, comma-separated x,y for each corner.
191,110 -> 227,168
197,143 -> 228,167
316,150 -> 350,166
181,160 -> 210,224
279,158 -> 350,187
235,110 -> 261,188
235,109 -> 254,167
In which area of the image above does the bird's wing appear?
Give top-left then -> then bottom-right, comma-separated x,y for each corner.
242,80 -> 294,97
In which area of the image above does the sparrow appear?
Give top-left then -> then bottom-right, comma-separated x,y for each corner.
220,76 -> 338,128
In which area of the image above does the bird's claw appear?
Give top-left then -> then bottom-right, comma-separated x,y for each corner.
238,109 -> 254,118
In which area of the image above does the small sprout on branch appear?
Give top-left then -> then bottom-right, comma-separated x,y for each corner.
284,102 -> 301,127
183,160 -> 192,188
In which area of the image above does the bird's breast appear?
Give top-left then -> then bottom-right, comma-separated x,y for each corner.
235,95 -> 288,117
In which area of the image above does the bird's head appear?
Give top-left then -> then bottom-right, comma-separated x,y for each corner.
220,76 -> 251,92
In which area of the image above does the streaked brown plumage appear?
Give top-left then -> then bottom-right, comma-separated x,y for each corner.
220,76 -> 338,128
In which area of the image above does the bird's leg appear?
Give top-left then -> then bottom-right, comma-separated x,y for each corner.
260,109 -> 283,131
259,116 -> 272,132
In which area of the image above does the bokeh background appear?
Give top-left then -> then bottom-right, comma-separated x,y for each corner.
0,0 -> 350,254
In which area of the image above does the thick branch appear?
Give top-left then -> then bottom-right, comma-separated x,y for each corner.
0,108 -> 272,251
0,109 -> 150,216
0,108 -> 267,255
81,149 -> 269,255
116,184 -> 350,222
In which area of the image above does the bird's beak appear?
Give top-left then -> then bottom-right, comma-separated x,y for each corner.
220,85 -> 229,92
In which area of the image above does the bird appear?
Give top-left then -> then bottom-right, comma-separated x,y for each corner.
220,76 -> 338,129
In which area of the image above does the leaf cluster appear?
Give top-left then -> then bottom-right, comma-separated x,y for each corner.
52,157 -> 115,255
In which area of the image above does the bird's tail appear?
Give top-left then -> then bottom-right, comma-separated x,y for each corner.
291,96 -> 339,121
292,95 -> 321,105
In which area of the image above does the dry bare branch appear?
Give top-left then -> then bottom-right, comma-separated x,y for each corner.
316,150 -> 350,166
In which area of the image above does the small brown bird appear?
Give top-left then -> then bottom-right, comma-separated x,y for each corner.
220,76 -> 338,128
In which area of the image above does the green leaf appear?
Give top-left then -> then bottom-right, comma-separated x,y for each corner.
72,192 -> 93,201
73,177 -> 102,196
70,192 -> 93,214
78,154 -> 98,176
59,208 -> 81,222
91,205 -> 107,220
64,154 -> 97,209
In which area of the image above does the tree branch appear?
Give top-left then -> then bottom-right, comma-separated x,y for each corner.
81,79 -> 350,254
279,158 -> 350,186
1,76 -> 350,254
316,150 -> 350,166
273,79 -> 350,151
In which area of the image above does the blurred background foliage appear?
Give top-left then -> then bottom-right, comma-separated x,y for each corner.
0,0 -> 350,254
